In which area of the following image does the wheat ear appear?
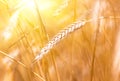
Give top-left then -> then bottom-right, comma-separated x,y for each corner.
32,20 -> 86,64
31,16 -> 120,64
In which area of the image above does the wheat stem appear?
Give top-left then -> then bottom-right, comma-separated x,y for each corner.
32,20 -> 86,64
0,50 -> 45,81
32,16 -> 120,64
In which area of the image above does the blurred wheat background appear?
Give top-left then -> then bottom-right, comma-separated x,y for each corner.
0,0 -> 120,81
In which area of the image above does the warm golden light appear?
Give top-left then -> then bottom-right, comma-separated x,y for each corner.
3,31 -> 12,41
53,0 -> 69,16
2,49 -> 19,67
14,0 -> 56,12
39,1 -> 54,11
1,0 -> 120,81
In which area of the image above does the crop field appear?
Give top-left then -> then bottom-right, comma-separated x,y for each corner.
0,0 -> 120,81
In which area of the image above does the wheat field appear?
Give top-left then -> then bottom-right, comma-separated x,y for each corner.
0,0 -> 120,81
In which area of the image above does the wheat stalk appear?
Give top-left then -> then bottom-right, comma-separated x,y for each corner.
0,50 -> 45,81
32,20 -> 86,64
31,16 -> 120,65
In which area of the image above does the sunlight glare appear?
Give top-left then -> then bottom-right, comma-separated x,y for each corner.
20,0 -> 54,11
39,1 -> 54,11
3,31 -> 12,41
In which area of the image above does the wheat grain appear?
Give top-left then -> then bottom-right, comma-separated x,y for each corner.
32,20 -> 87,64
32,16 -> 120,64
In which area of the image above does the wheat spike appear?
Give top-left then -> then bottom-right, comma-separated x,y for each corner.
32,16 -> 120,64
32,20 -> 86,64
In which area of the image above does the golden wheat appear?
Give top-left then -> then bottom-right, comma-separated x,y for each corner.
0,0 -> 120,81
